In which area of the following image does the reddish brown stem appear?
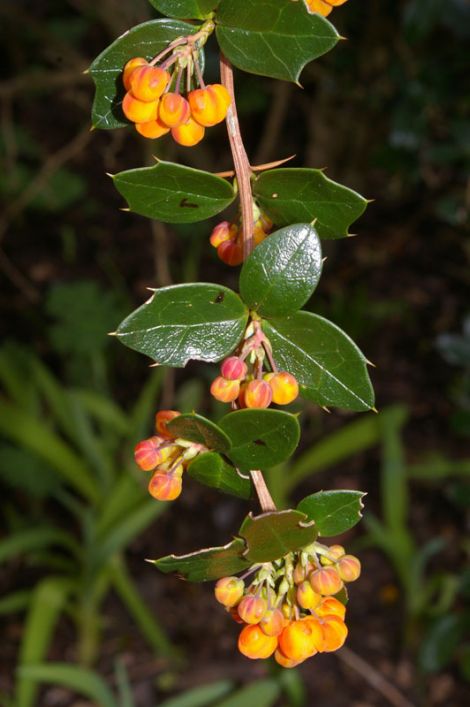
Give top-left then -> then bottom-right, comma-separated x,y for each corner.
250,470 -> 276,513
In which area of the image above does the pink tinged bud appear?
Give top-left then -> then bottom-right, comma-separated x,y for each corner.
309,566 -> 344,596
337,555 -> 361,582
259,608 -> 284,636
148,472 -> 182,501
296,581 -> 321,610
210,376 -> 240,403
237,595 -> 268,624
155,410 -> 180,439
209,221 -> 236,248
214,576 -> 245,607
220,356 -> 248,381
134,436 -> 163,471
244,379 -> 272,409
293,562 -> 307,585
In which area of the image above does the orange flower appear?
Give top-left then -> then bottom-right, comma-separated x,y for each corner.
238,624 -> 278,659
304,0 -> 349,18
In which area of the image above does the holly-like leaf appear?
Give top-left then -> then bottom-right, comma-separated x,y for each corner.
262,313 -> 375,411
149,0 -> 220,19
239,510 -> 317,563
151,537 -> 250,582
219,409 -> 300,472
113,161 -> 236,224
297,490 -> 366,536
168,413 -> 231,453
215,0 -> 338,82
188,452 -> 252,499
253,168 -> 368,240
89,20 -> 197,130
117,283 -> 248,366
239,223 -> 322,317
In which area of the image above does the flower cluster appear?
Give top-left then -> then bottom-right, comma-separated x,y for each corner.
210,320 -> 299,409
121,31 -> 230,146
214,542 -> 361,668
134,410 -> 206,501
305,0 -> 349,18
209,211 -> 273,266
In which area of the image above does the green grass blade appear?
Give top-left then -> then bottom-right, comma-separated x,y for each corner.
0,590 -> 31,616
159,681 -> 233,707
72,389 -> 129,434
96,475 -> 144,538
0,527 -> 79,564
18,664 -> 117,707
215,680 -> 280,707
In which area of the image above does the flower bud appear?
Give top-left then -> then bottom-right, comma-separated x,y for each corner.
188,84 -> 231,127
278,619 -> 322,662
134,436 -> 163,471
274,648 -> 300,668
238,624 -> 278,659
293,562 -> 307,585
337,555 -> 361,583
210,376 -> 240,403
129,66 -> 170,102
315,597 -> 346,621
320,544 -> 345,565
259,608 -> 284,637
214,577 -> 245,607
148,472 -> 182,501
297,581 -> 321,611
306,0 -> 347,17
217,240 -> 244,266
123,57 -> 148,90
320,615 -> 348,652
122,92 -> 159,123
244,379 -> 272,409
159,93 -> 191,128
155,410 -> 180,439
266,371 -> 299,405
171,117 -> 205,146
237,595 -> 267,624
135,118 -> 170,139
209,221 -> 237,248
309,566 -> 344,596
220,357 -> 247,381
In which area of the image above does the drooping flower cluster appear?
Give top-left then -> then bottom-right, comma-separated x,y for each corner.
134,410 -> 207,501
304,0 -> 349,18
210,320 -> 299,409
209,210 -> 273,266
214,542 -> 361,668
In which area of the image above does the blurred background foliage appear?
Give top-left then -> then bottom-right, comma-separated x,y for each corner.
0,0 -> 468,705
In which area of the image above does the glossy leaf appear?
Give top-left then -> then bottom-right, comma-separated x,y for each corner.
168,413 -> 231,453
297,490 -> 366,536
219,409 -> 300,472
90,20 -> 196,130
152,538 -> 250,582
253,168 -> 368,239
149,0 -> 220,19
239,223 -> 322,317
216,0 -> 338,82
262,313 -> 375,411
239,510 -> 317,563
113,161 -> 235,224
117,284 -> 248,366
188,452 -> 252,499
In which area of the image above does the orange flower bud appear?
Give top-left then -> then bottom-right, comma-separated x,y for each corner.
159,93 -> 191,128
171,117 -> 205,146
148,472 -> 182,501
321,544 -> 346,565
297,581 -> 321,611
305,0 -> 348,17
266,371 -> 299,405
220,357 -> 247,381
188,84 -> 231,127
274,648 -> 301,668
210,376 -> 240,403
129,66 -> 170,102
135,118 -> 170,139
259,608 -> 284,637
123,57 -> 148,90
337,555 -> 361,582
238,624 -> 278,659
155,410 -> 180,439
214,576 -> 245,607
315,597 -> 346,621
293,562 -> 307,585
320,615 -> 348,652
309,566 -> 344,596
209,221 -> 237,248
217,240 -> 244,266
237,595 -> 267,624
278,619 -> 322,662
244,379 -> 272,409
122,92 -> 159,123
134,436 -> 163,471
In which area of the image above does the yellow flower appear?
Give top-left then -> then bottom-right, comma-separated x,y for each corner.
304,0 -> 349,18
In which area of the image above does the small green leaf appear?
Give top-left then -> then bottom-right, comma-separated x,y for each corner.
216,0 -> 338,82
168,413 -> 231,453
297,490 -> 366,536
114,161 -> 235,224
149,0 -> 220,19
219,409 -> 300,472
253,168 -> 368,239
239,510 -> 317,563
152,538 -> 250,582
89,20 -> 197,130
188,452 -> 252,499
239,223 -> 322,317
263,313 -> 375,411
117,283 -> 248,366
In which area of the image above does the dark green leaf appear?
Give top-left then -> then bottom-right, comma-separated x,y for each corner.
263,313 -> 375,411
297,490 -> 366,536
168,413 -> 231,452
149,0 -> 220,19
419,615 -> 464,673
239,510 -> 316,563
220,409 -> 300,472
334,586 -> 349,606
117,283 -> 248,366
113,161 -> 235,224
188,452 -> 252,499
90,20 -> 197,129
152,538 -> 250,582
216,0 -> 338,82
239,224 -> 322,317
253,168 -> 368,239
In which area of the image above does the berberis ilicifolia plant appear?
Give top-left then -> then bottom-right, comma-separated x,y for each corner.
90,0 -> 373,669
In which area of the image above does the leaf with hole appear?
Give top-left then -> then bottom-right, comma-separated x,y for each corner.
152,538 -> 250,582
297,490 -> 366,536
239,510 -> 317,563
239,223 -> 322,317
168,413 -> 231,452
117,283 -> 248,366
188,452 -> 252,499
